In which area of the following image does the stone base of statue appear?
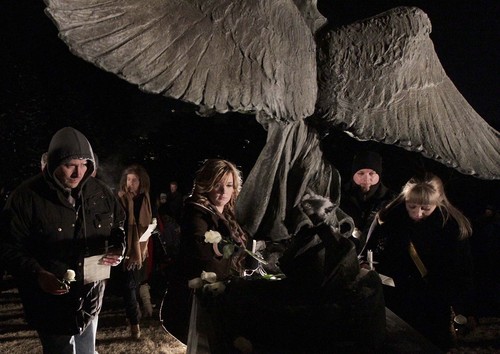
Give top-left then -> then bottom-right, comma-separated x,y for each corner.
187,225 -> 387,353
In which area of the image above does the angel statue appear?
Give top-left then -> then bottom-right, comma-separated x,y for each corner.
44,0 -> 499,351
43,0 -> 499,241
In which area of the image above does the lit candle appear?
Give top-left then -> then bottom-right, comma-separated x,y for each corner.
367,250 -> 373,270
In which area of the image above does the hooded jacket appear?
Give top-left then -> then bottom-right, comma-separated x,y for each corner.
0,127 -> 126,334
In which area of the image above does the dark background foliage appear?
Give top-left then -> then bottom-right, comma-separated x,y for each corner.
0,0 -> 498,218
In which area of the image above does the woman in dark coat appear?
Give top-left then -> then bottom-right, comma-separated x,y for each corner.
371,172 -> 476,350
162,159 -> 250,344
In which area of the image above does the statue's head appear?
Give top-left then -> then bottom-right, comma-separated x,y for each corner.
300,191 -> 335,225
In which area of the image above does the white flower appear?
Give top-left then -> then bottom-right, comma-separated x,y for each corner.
204,230 -> 222,244
188,277 -> 204,289
201,271 -> 217,283
204,230 -> 268,264
63,269 -> 76,282
203,281 -> 226,296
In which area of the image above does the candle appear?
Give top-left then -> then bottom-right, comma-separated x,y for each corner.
367,250 -> 373,270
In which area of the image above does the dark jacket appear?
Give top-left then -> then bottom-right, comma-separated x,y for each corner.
341,181 -> 395,233
340,181 -> 395,251
166,190 -> 183,223
178,201 -> 239,281
373,203 -> 474,349
162,200 -> 246,343
0,127 -> 126,335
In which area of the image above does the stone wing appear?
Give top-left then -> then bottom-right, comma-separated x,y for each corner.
44,0 -> 318,121
316,7 -> 500,179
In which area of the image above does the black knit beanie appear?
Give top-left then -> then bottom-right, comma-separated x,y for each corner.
351,151 -> 382,176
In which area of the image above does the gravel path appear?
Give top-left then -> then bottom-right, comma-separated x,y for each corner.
1,279 -> 499,353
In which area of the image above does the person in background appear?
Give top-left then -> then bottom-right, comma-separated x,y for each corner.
40,152 -> 48,171
340,150 -> 395,254
116,164 -> 154,339
166,181 -> 183,223
0,127 -> 125,354
162,159 -> 251,344
157,192 -> 168,215
369,172 -> 476,350
151,190 -> 180,303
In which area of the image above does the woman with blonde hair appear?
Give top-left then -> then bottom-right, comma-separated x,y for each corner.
162,159 -> 251,344
379,172 -> 472,239
186,159 -> 247,272
369,172 -> 476,350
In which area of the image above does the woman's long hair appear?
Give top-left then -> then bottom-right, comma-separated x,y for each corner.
379,173 -> 472,239
190,159 -> 246,242
119,164 -> 150,194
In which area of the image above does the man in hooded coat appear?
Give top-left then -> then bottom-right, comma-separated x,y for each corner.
0,127 -> 126,354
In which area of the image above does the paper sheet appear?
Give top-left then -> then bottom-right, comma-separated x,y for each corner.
139,222 -> 157,242
378,273 -> 395,287
83,254 -> 111,285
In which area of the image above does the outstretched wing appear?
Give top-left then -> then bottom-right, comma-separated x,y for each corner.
44,0 -> 318,121
316,7 -> 500,179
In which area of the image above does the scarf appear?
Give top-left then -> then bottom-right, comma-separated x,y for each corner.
119,191 -> 152,269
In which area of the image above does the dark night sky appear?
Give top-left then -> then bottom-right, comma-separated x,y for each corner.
0,1 -> 498,215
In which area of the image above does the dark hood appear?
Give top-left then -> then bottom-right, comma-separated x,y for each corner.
46,127 -> 95,187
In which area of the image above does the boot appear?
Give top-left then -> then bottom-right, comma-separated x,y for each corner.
139,283 -> 153,317
130,324 -> 141,340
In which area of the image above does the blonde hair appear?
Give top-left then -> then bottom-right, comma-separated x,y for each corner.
192,159 -> 242,210
381,173 -> 472,239
191,159 -> 245,237
190,159 -> 247,273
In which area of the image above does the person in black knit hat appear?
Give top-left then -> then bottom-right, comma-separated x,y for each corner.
340,151 -> 395,254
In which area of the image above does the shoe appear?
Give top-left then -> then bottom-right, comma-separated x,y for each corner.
130,324 -> 141,340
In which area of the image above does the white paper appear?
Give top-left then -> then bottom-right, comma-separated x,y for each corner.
83,255 -> 111,285
139,222 -> 157,242
378,273 -> 395,287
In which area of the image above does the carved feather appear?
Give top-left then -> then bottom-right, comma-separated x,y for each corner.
44,1 -> 500,179
45,0 -> 318,121
316,7 -> 500,179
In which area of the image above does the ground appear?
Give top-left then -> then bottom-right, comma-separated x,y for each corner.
0,279 -> 186,354
1,277 -> 499,354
